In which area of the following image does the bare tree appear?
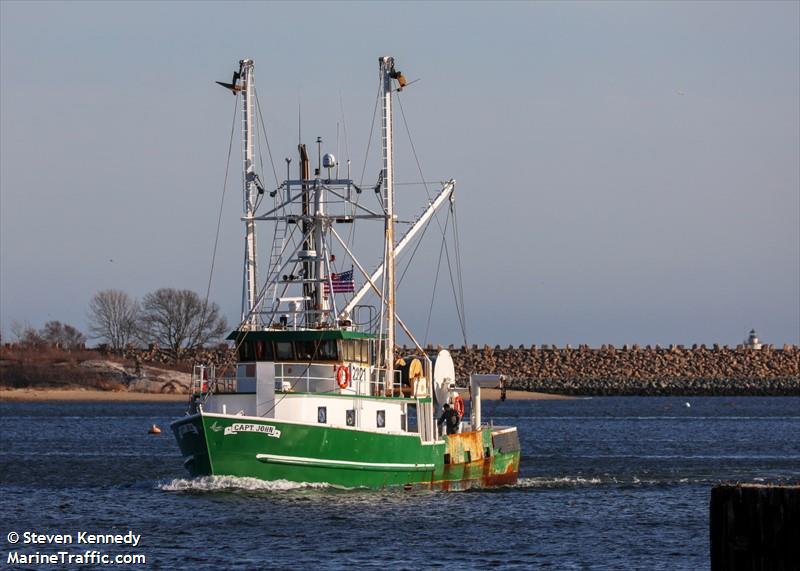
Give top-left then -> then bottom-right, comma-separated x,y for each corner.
10,320 -> 44,347
41,321 -> 86,350
9,320 -> 85,350
87,289 -> 140,352
138,288 -> 228,355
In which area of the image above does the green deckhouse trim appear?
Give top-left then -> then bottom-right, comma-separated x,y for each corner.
227,329 -> 378,342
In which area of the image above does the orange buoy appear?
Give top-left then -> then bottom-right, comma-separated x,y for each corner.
148,424 -> 162,435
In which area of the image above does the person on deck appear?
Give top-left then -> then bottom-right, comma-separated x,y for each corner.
438,403 -> 460,436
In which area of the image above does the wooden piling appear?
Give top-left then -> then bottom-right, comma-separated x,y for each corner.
710,483 -> 800,570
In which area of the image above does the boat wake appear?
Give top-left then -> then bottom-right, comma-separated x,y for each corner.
509,475 -> 715,488
512,476 -> 604,488
157,476 -> 333,493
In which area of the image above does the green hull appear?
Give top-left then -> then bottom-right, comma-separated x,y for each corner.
171,413 -> 519,490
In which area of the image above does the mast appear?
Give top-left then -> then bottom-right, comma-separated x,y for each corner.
299,144 -> 312,325
313,161 -> 328,324
240,58 -> 259,328
380,56 -> 396,394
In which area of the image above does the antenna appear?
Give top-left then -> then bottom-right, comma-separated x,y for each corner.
316,136 -> 322,177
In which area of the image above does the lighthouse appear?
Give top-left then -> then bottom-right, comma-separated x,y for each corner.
745,329 -> 762,350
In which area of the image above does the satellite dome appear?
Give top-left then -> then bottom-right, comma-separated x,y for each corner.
323,153 -> 337,169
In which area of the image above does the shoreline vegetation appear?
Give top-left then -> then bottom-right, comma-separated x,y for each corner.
1,343 -> 797,400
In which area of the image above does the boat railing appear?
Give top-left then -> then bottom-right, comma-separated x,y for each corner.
361,368 -> 403,397
201,361 -> 407,397
273,363 -> 405,397
191,364 -> 237,395
273,362 -> 337,393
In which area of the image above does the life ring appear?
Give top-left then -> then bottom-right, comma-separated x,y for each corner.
336,365 -> 351,389
453,395 -> 465,418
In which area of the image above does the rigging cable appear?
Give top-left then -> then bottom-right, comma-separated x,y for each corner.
424,210 -> 451,346
198,95 -> 248,400
395,93 -> 468,346
451,200 -> 468,345
339,77 -> 382,313
201,95 -> 239,322
441,216 -> 468,346
396,212 -> 434,287
345,78 -> 382,251
253,86 -> 280,187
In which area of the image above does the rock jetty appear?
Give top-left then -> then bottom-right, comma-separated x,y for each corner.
121,343 -> 800,396
4,342 -> 796,396
437,344 -> 800,396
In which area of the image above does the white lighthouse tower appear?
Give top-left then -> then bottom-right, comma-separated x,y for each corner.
745,329 -> 762,350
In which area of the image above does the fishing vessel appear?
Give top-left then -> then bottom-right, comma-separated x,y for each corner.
171,57 -> 520,490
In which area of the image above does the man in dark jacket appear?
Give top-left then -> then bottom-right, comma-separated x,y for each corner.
438,403 -> 460,436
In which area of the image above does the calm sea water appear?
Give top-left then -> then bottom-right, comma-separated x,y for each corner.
1,396 -> 798,570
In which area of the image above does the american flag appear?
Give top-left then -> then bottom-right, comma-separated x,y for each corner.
324,269 -> 355,293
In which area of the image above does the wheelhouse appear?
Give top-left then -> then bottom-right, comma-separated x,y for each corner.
229,330 -> 376,365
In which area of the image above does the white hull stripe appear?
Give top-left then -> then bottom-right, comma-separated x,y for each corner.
256,453 -> 434,472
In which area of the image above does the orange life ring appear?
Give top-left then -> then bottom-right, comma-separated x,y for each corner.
336,365 -> 351,389
453,395 -> 465,418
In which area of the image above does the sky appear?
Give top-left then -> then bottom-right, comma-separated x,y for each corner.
1,1 -> 798,348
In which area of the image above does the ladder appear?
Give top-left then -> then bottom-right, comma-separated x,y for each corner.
264,219 -> 288,308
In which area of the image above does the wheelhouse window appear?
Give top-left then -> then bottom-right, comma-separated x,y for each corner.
318,340 -> 338,360
296,341 -> 316,360
342,340 -> 369,363
295,340 -> 338,361
342,340 -> 353,362
238,341 -> 253,361
254,340 -> 275,361
275,341 -> 293,360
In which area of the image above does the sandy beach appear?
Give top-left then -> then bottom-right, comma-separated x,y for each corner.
0,387 -> 568,402
0,388 -> 188,402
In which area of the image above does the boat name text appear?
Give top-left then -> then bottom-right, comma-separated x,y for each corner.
224,423 -> 281,438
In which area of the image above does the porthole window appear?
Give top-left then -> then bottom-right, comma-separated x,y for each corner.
346,409 -> 356,426
318,406 -> 327,424
376,410 -> 385,428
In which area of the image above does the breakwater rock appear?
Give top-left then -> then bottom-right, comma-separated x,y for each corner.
438,344 -> 800,396
121,343 -> 800,396
7,342 -> 795,396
